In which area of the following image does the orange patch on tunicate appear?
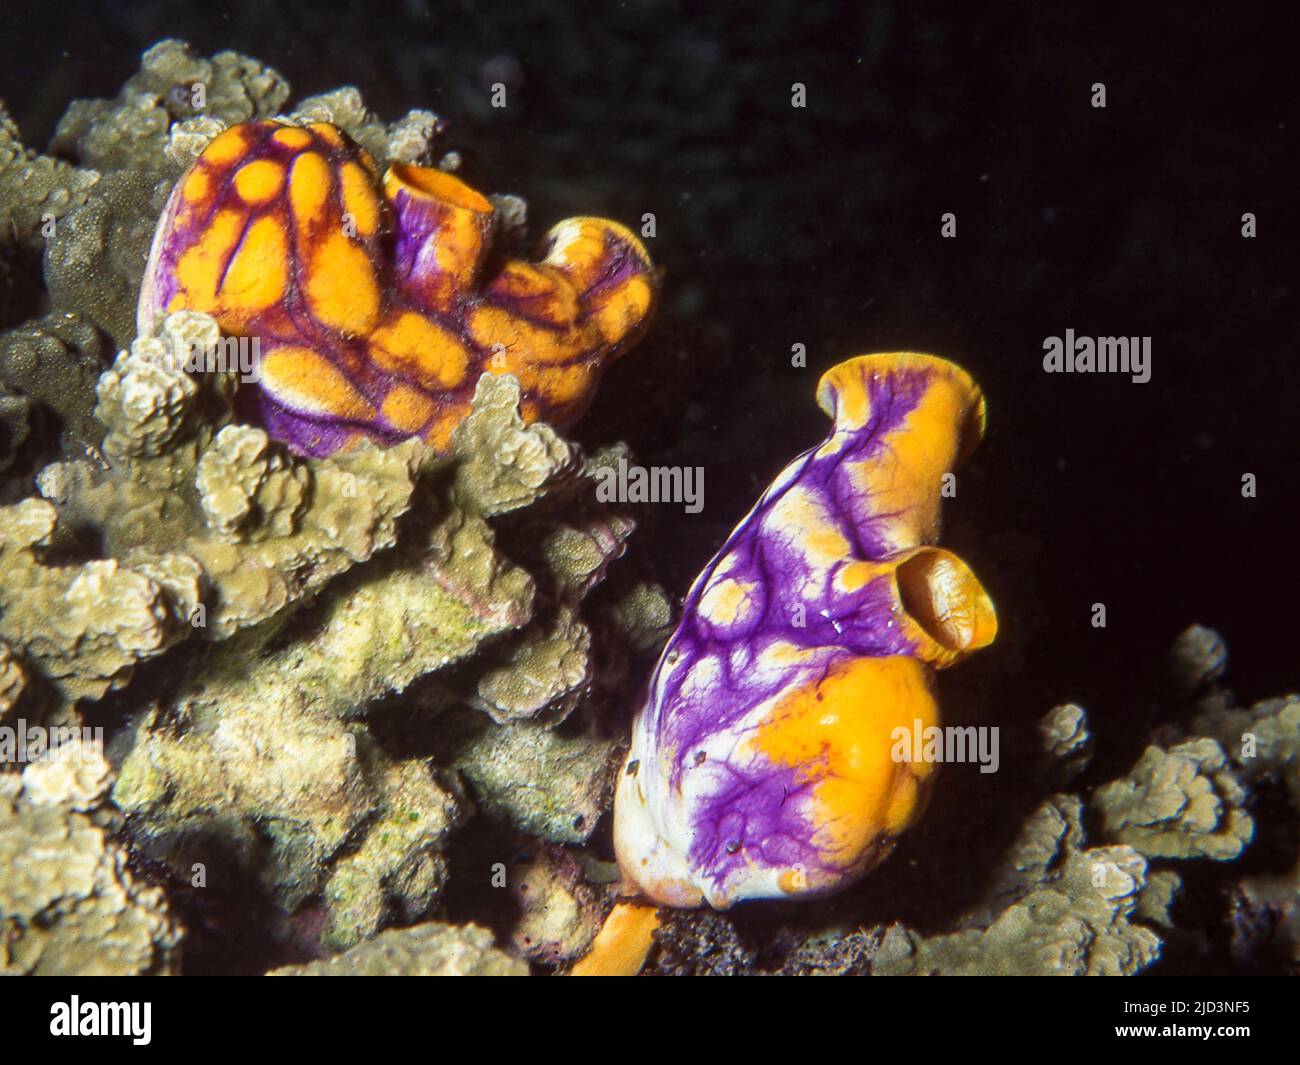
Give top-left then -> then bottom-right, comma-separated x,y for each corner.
259,346 -> 374,420
699,578 -> 755,626
839,373 -> 982,555
502,359 -> 592,412
749,655 -> 938,869
544,218 -> 613,291
531,363 -> 595,408
182,164 -> 212,204
778,868 -> 808,895
271,126 -> 313,150
433,215 -> 485,284
202,126 -> 252,166
339,161 -> 381,237
766,487 -> 847,566
488,263 -> 581,329
591,274 -> 654,344
175,208 -> 245,306
304,230 -> 380,335
818,365 -> 870,429
233,159 -> 286,205
568,901 -> 661,978
381,384 -> 436,433
308,122 -> 344,148
356,148 -> 379,178
518,397 -> 542,424
289,152 -> 333,230
384,164 -> 494,214
836,560 -> 877,593
468,305 -> 581,367
882,771 -> 922,835
220,215 -> 288,314
369,311 -> 471,389
546,218 -> 653,294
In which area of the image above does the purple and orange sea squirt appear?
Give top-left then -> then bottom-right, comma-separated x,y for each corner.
573,352 -> 997,975
137,120 -> 658,456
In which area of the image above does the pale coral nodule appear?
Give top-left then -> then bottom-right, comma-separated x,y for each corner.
138,120 -> 658,456
613,353 -> 997,910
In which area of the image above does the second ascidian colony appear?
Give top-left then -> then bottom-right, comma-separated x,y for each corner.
137,120 -> 659,456
614,353 -> 998,909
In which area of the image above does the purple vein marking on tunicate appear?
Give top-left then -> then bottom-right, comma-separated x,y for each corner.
641,360 -> 948,889
659,476 -> 842,753
577,233 -> 641,303
832,366 -> 934,560
687,657 -> 853,887
214,209 -> 258,297
687,754 -> 822,888
391,188 -> 440,286
149,181 -> 211,320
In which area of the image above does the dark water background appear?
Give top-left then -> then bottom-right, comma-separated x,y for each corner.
1,1 -> 1296,971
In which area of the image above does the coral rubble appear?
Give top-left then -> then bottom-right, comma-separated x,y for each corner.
267,920 -> 526,976
0,749 -> 181,975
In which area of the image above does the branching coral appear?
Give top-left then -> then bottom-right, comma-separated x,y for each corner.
0,749 -> 181,975
1,301 -> 657,961
874,840 -> 1167,976
1092,738 -> 1254,861
102,357 -> 653,948
1,311 -> 424,701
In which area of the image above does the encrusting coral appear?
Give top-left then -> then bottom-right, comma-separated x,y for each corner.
490,844 -> 607,963
0,747 -> 181,975
0,384 -> 30,475
1092,737 -> 1254,861
102,359 -> 659,949
267,920 -> 526,976
0,313 -> 109,460
872,796 -> 1171,976
0,102 -> 100,260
